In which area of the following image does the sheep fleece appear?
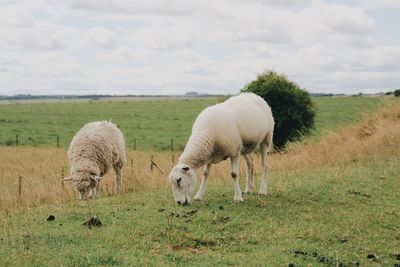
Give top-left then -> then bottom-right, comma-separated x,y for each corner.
68,121 -> 126,176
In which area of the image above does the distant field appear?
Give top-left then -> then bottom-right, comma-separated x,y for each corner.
311,96 -> 384,138
0,98 -> 222,150
0,96 -> 383,150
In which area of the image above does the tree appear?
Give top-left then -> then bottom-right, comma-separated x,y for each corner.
394,89 -> 400,97
242,71 -> 315,149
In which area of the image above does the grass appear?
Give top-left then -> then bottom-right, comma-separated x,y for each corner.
0,96 -> 398,266
1,99 -> 398,214
0,96 -> 383,150
1,156 -> 399,266
0,98 -> 221,150
311,96 -> 383,138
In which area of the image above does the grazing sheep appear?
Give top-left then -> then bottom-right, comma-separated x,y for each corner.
62,121 -> 126,200
168,93 -> 274,205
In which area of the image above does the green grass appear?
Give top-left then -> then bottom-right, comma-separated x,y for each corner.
0,98 -> 220,150
0,96 -> 383,150
311,96 -> 383,138
1,156 -> 399,266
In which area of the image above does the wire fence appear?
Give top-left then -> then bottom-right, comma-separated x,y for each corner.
4,134 -> 182,151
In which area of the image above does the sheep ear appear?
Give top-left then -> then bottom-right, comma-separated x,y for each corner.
61,176 -> 73,182
182,166 -> 190,172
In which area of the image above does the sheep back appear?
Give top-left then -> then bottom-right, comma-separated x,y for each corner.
68,121 -> 126,176
180,93 -> 274,167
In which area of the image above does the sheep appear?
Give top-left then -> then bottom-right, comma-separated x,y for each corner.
62,121 -> 126,200
168,93 -> 274,205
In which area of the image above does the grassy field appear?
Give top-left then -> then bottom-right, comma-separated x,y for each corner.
0,96 -> 383,150
0,96 -> 399,266
1,156 -> 399,266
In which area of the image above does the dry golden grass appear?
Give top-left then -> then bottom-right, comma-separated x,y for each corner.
0,100 -> 399,214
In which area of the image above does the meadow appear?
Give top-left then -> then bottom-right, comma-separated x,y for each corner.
0,96 -> 399,266
0,96 -> 382,150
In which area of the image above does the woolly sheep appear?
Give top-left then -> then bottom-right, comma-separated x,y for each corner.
168,93 -> 274,205
62,121 -> 126,200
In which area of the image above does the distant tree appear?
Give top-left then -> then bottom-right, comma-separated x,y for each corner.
394,89 -> 400,97
242,71 -> 315,149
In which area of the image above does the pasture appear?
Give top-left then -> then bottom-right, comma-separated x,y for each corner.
0,96 -> 382,150
0,96 -> 399,266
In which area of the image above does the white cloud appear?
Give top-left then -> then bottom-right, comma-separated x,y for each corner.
81,27 -> 117,48
360,0 -> 400,9
0,0 -> 399,95
0,3 -> 34,27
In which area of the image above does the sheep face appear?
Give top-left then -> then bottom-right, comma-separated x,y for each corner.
168,164 -> 197,206
62,172 -> 102,200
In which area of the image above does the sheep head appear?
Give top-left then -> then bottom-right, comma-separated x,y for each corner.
168,163 -> 197,206
61,171 -> 102,200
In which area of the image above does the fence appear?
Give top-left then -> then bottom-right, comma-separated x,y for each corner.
4,134 -> 181,151
12,152 -> 178,206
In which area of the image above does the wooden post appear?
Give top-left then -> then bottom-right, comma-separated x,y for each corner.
172,154 -> 175,168
18,176 -> 22,197
61,168 -> 65,189
150,156 -> 164,174
131,159 -> 133,167
133,138 -> 136,151
57,135 -> 60,148
16,134 -> 19,146
170,139 -> 174,151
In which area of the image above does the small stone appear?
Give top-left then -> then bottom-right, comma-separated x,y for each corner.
46,215 -> 55,221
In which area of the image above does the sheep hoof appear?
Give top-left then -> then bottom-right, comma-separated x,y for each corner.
234,196 -> 244,203
194,196 -> 203,201
244,188 -> 254,194
258,191 -> 267,196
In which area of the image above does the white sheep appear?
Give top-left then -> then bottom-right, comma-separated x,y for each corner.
62,121 -> 126,200
168,93 -> 274,205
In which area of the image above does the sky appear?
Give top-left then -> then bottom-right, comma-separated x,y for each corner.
0,0 -> 399,96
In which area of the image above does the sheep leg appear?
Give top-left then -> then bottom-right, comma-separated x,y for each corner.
231,154 -> 243,203
194,163 -> 211,201
114,165 -> 123,194
243,154 -> 254,193
259,143 -> 269,195
94,182 -> 100,197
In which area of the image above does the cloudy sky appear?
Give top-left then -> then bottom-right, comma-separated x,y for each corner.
0,0 -> 399,95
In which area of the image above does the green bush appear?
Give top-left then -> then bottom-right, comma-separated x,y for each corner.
394,89 -> 400,97
242,71 -> 315,149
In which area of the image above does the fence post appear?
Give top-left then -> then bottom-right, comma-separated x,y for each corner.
170,139 -> 174,151
16,134 -> 19,146
150,155 -> 154,171
18,176 -> 22,198
133,138 -> 136,151
172,154 -> 175,168
57,135 -> 60,148
61,168 -> 65,189
131,159 -> 133,167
